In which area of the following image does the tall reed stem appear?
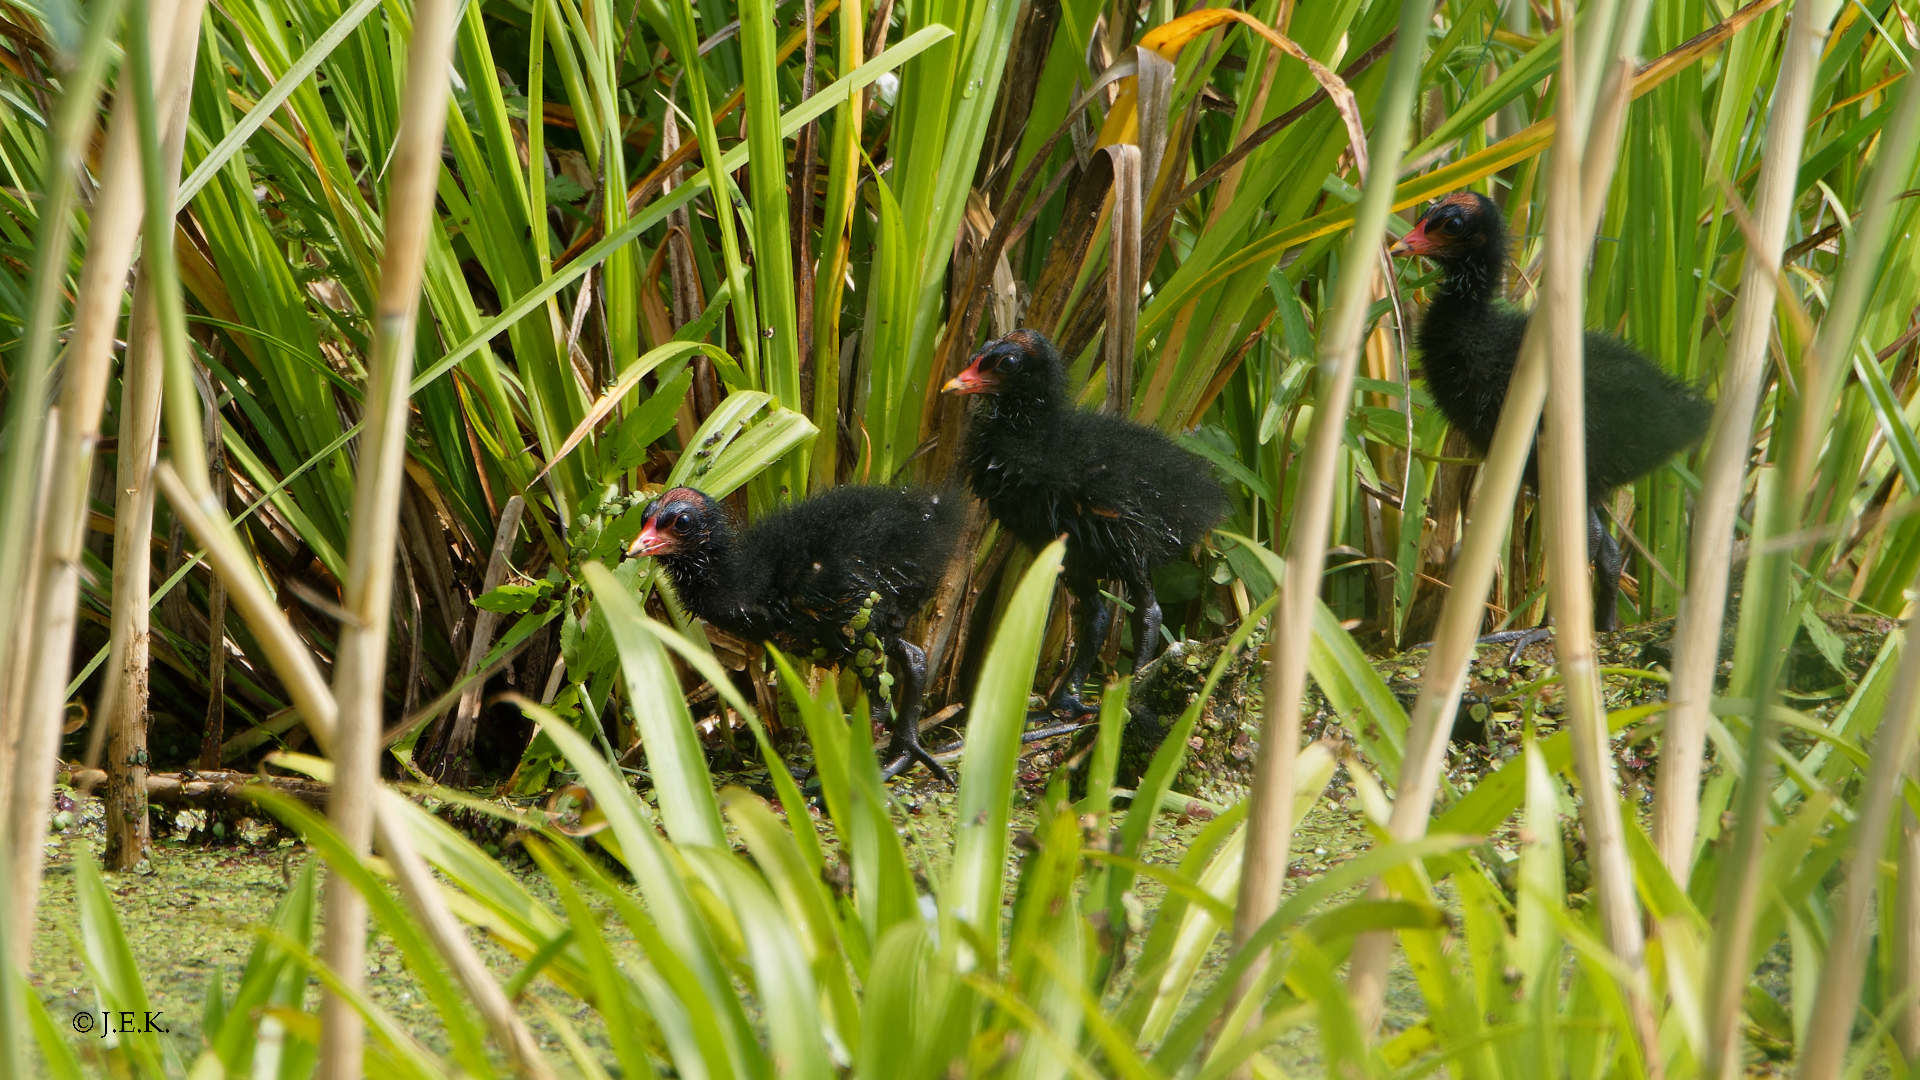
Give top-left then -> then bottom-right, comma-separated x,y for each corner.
809,0 -> 862,491
8,0 -> 198,961
0,0 -> 127,773
1701,7 -> 1901,1074
102,1 -> 206,872
1347,0 -> 1650,1031
1799,582 -> 1920,1080
1899,793 -> 1920,1060
155,464 -> 552,1075
318,0 -> 461,1073
1656,0 -> 1836,879
1535,0 -> 1654,1007
1229,0 -> 1433,1018
1785,63 -> 1920,1080
102,273 -> 165,871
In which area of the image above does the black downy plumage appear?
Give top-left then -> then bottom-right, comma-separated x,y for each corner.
629,484 -> 964,781
1392,191 -> 1712,631
943,328 -> 1227,717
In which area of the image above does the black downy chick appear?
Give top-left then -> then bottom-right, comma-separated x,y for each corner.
1391,191 -> 1711,634
942,328 -> 1227,718
628,485 -> 964,782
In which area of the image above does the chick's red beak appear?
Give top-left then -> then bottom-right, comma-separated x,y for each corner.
627,518 -> 672,557
941,356 -> 998,395
1389,218 -> 1433,257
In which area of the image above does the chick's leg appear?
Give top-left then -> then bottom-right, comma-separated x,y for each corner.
1046,583 -> 1109,719
879,640 -> 953,784
1438,507 -> 1623,666
1126,576 -> 1163,673
1589,506 -> 1623,633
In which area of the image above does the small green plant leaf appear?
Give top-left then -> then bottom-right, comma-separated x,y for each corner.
472,582 -> 548,613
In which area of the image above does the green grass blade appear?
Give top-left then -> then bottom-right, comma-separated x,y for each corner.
950,537 -> 1065,956
23,985 -> 87,1080
736,0 -> 801,431
192,25 -> 953,525
521,836 -> 658,1078
581,559 -> 725,846
689,848 -> 836,1080
768,648 -> 917,957
518,697 -> 770,1076
722,789 -> 862,1056
174,0 -> 383,209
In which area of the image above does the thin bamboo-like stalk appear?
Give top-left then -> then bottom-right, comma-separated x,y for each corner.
1227,0 -> 1433,1026
667,0 -> 762,386
318,0 -> 461,1073
1347,351 -> 1551,1032
1104,143 -> 1142,413
154,466 -> 340,731
373,790 -> 556,1077
738,0 -> 802,430
0,422 -> 52,855
1534,0 -> 1660,1047
103,4 -> 206,872
1702,14 -> 1901,1079
1346,0 -> 1649,1031
0,416 -> 57,934
1786,66 -> 1920,1080
103,274 -> 164,867
809,0 -> 862,490
195,406 -> 230,771
9,0 -> 197,961
1799,593 -> 1920,1079
0,0 -> 127,769
0,824 -> 16,1077
1655,0 -> 1837,879
1899,792 -> 1920,1061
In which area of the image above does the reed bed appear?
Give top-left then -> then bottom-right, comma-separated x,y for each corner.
0,0 -> 1917,1075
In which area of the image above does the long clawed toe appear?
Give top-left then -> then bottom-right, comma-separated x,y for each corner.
882,710 -> 1093,780
1021,718 -> 1098,743
1036,688 -> 1099,723
1412,516 -> 1619,670
876,716 -> 956,783
1410,626 -> 1556,668
869,583 -> 1142,782
1476,626 -> 1554,668
879,707 -> 952,780
869,640 -> 955,784
876,693 -> 1103,782
880,737 -> 955,785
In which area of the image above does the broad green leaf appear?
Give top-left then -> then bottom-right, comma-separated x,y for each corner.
581,560 -> 724,847
950,538 -> 1065,955
689,849 -> 835,1080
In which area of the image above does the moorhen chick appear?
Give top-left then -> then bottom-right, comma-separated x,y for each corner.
943,329 -> 1227,719
1392,191 -> 1711,637
628,484 -> 964,781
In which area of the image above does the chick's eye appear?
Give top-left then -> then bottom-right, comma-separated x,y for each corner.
668,512 -> 691,534
1440,217 -> 1466,236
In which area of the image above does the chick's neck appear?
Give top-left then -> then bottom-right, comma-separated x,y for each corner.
655,521 -> 737,616
1432,231 -> 1507,308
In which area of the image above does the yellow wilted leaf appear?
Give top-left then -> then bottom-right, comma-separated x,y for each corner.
1098,9 -> 1367,182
